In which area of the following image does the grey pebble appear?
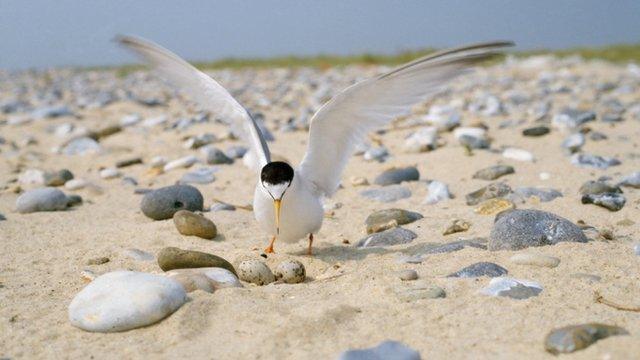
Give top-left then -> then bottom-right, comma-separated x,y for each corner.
360,185 -> 412,203
472,165 -> 514,181
140,185 -> 204,220
465,182 -> 512,206
365,209 -> 423,234
571,153 -> 621,169
356,228 -> 417,248
395,281 -> 446,301
489,209 -> 588,251
579,180 -> 622,195
44,169 -> 74,187
338,340 -> 420,360
480,277 -> 542,299
618,171 -> 640,188
581,193 -> 626,211
447,262 -> 508,278
511,187 -> 562,203
225,145 -> 248,159
545,323 -> 628,355
202,146 -> 234,165
363,146 -> 389,162
210,202 -> 236,212
179,167 -> 217,184
16,187 -> 69,213
374,167 -> 419,186
522,126 -> 550,137
561,133 -> 585,154
398,269 -> 418,281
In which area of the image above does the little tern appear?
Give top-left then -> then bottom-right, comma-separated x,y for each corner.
117,36 -> 512,255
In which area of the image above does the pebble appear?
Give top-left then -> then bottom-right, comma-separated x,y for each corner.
571,153 -> 620,169
489,209 -> 588,251
179,167 -> 217,184
472,165 -> 514,181
115,157 -> 143,168
618,171 -> 640,188
509,253 -> 560,268
64,178 -> 88,190
545,323 -> 629,355
360,185 -> 412,203
99,167 -> 120,179
66,194 -> 83,207
157,247 -> 236,275
163,155 -> 198,171
511,187 -> 562,203
183,134 -> 216,149
350,176 -> 369,186
502,147 -> 534,162
165,267 -> 242,292
522,126 -> 550,137
398,269 -> 418,281
140,184 -> 204,220
396,255 -> 424,264
225,145 -> 248,159
634,244 -> 640,256
274,260 -> 306,284
395,281 -> 446,301
338,340 -> 420,360
454,127 -> 489,149
579,180 -> 622,195
202,146 -> 234,165
474,198 -> 515,215
424,105 -> 461,130
442,219 -> 471,235
356,228 -> 417,248
18,169 -> 46,185
238,260 -> 275,286
374,167 -> 419,186
119,114 -> 141,127
413,239 -> 487,256
403,127 -> 438,153
581,193 -> 626,211
561,133 -> 585,153
15,187 -> 69,213
61,137 -> 101,156
480,277 -> 542,299
44,169 -> 74,186
552,108 -> 596,129
173,210 -> 217,239
149,156 -> 167,169
465,182 -> 512,205
68,271 -> 187,332
123,248 -> 154,261
365,209 -> 423,234
86,257 -> 110,265
210,202 -> 236,212
424,180 -> 452,205
448,262 -> 508,278
363,146 -> 389,162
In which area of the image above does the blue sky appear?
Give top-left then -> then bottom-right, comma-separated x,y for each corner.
1,0 -> 638,70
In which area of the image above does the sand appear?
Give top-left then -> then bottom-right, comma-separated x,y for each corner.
1,58 -> 640,359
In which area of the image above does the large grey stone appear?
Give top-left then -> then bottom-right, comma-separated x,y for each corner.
140,185 -> 203,220
16,187 -> 69,213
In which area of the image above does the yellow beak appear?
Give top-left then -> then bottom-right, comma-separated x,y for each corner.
273,199 -> 282,235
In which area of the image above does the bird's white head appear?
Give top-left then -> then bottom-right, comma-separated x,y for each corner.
260,161 -> 294,234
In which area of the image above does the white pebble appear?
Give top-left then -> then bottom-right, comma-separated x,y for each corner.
502,147 -> 535,162
100,168 -> 121,179
510,253 -> 560,268
425,180 -> 452,205
163,155 -> 198,172
149,156 -> 167,169
68,271 -> 186,332
539,172 -> 551,180
65,178 -> 88,190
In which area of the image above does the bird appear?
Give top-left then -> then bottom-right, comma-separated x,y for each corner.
116,35 -> 513,255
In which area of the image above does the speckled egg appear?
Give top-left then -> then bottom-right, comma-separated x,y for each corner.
274,260 -> 306,284
238,260 -> 275,286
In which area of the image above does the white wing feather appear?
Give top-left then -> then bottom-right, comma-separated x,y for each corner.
298,41 -> 513,196
116,35 -> 271,170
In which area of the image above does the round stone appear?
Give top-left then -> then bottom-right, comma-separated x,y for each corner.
274,260 -> 306,284
157,247 -> 236,275
398,269 -> 418,281
173,210 -> 217,239
140,184 -> 204,220
68,271 -> 187,332
238,260 -> 275,286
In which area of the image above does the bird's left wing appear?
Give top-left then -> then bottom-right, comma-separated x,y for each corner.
115,35 -> 271,170
298,41 -> 513,196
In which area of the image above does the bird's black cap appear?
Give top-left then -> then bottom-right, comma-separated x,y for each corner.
261,161 -> 294,185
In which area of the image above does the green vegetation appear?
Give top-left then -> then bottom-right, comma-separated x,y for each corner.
105,43 -> 640,76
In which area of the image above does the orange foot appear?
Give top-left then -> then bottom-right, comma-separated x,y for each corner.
306,233 -> 314,256
264,236 -> 276,254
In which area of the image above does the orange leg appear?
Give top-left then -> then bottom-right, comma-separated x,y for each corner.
307,233 -> 314,256
265,236 -> 276,254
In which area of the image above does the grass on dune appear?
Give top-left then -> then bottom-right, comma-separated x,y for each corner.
108,43 -> 640,77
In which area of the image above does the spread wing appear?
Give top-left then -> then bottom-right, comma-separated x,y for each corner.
298,41 -> 514,196
115,35 -> 270,170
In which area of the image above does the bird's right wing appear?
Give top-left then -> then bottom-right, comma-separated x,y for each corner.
116,35 -> 271,170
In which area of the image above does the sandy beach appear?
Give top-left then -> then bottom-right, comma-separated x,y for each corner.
1,55 -> 640,359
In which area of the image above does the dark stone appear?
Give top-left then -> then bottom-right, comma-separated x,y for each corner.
374,167 -> 420,186
115,157 -> 143,168
522,126 -> 550,137
545,323 -> 629,355
204,147 -> 234,165
140,185 -> 203,220
87,257 -> 110,265
579,180 -> 622,195
44,169 -> 74,187
489,209 -> 588,251
66,194 -> 83,207
571,153 -> 621,169
157,247 -> 236,275
472,165 -> 514,181
448,262 -> 507,278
